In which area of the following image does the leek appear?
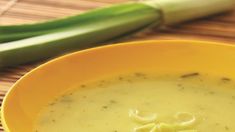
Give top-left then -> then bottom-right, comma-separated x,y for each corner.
0,2 -> 161,43
0,0 -> 234,68
129,109 -> 158,124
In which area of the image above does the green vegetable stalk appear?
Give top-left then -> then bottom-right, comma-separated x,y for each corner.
0,3 -> 161,43
0,0 -> 234,68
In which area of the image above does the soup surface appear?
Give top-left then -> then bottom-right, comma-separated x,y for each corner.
34,73 -> 235,132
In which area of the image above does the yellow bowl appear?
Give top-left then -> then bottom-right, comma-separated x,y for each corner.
2,40 -> 235,132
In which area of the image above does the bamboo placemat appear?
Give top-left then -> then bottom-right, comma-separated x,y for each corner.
0,0 -> 235,131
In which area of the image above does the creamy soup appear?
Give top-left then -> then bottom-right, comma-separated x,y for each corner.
34,73 -> 235,132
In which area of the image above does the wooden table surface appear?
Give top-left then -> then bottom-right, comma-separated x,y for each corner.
0,0 -> 235,131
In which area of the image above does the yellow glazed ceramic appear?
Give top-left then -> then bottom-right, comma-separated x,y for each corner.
2,40 -> 235,132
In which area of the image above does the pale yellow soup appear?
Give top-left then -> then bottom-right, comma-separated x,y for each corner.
34,73 -> 235,132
